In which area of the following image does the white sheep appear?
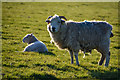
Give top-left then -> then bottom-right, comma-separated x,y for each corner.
23,33 -> 48,53
45,14 -> 113,67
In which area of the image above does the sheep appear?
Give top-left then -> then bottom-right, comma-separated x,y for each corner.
45,14 -> 113,67
23,33 -> 48,53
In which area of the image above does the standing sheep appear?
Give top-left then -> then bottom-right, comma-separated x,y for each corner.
23,33 -> 48,53
45,14 -> 113,67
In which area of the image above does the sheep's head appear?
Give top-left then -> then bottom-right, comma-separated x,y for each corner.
23,33 -> 37,44
46,14 -> 67,33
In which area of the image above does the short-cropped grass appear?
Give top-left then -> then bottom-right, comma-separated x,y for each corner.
2,2 -> 119,79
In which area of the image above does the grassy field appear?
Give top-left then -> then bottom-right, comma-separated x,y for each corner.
2,2 -> 120,79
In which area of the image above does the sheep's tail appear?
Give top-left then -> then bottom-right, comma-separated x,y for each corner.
110,32 -> 114,37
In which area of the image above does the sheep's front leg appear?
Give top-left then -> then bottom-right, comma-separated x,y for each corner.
74,51 -> 79,66
68,50 -> 74,64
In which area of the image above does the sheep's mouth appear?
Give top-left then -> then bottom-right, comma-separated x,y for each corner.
52,27 -> 56,32
48,25 -> 61,33
49,26 -> 57,33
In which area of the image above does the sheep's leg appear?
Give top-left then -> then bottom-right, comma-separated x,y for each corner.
89,50 -> 92,55
68,50 -> 74,64
74,52 -> 79,66
83,52 -> 85,58
96,47 -> 106,66
99,53 -> 106,65
97,45 -> 110,66
105,52 -> 110,67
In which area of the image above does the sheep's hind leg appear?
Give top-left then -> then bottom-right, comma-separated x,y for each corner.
74,51 -> 79,66
68,49 -> 74,64
97,43 -> 110,67
97,48 -> 106,66
105,52 -> 110,67
99,53 -> 106,65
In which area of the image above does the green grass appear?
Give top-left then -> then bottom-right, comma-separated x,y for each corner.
2,2 -> 120,79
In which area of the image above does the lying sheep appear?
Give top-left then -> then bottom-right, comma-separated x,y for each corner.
23,33 -> 48,53
45,14 -> 113,67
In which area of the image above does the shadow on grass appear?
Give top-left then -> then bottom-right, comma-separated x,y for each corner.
39,52 -> 56,56
35,63 -> 79,72
79,65 -> 119,80
14,73 -> 59,80
114,46 -> 120,49
35,63 -> 119,79
28,73 -> 59,80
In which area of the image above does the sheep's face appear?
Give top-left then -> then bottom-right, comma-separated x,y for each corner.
46,14 -> 67,33
49,16 -> 62,33
23,34 -> 32,43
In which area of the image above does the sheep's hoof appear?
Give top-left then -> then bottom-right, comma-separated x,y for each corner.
98,63 -> 102,66
105,65 -> 108,67
105,64 -> 109,67
76,64 -> 80,66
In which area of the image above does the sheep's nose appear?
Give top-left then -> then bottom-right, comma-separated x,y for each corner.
52,27 -> 56,32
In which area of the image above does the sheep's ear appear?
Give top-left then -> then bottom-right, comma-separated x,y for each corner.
46,16 -> 53,20
61,20 -> 65,24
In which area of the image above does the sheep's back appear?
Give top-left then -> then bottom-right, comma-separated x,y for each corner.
67,21 -> 112,40
65,21 -> 112,48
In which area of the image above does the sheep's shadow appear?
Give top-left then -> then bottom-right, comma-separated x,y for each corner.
39,52 -> 56,56
19,73 -> 59,80
114,46 -> 120,49
35,63 -> 119,79
29,73 -> 59,80
79,65 -> 119,80
35,63 -> 80,73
